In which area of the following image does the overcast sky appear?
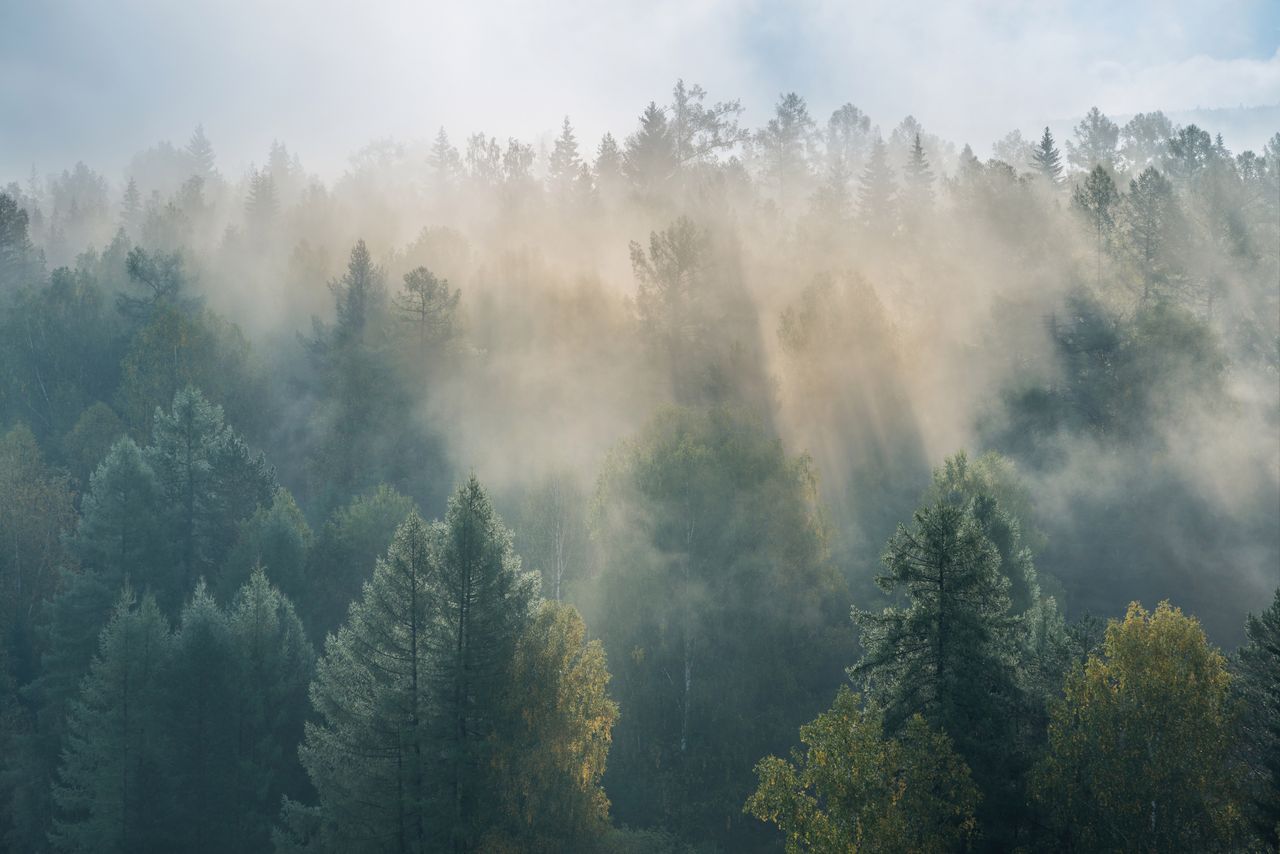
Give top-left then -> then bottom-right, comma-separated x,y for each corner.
2,0 -> 1277,182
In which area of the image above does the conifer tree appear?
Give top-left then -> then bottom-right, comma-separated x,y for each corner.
623,102 -> 676,201
1236,588 -> 1280,848
228,568 -> 314,852
900,132 -> 935,229
852,497 -> 1027,842
1066,106 -> 1120,171
120,179 -> 141,234
547,116 -> 581,203
50,589 -> 172,854
425,477 -> 538,851
1072,164 -> 1119,286
856,135 -> 896,236
291,511 -> 439,853
147,386 -> 274,605
186,124 -> 218,182
165,582 -> 239,854
1031,126 -> 1064,184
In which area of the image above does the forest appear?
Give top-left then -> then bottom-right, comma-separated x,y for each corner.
0,81 -> 1278,853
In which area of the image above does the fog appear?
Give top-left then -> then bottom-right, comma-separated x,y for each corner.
1,12 -> 1278,851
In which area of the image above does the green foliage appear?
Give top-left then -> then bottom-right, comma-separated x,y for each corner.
221,487 -> 312,601
852,496 -> 1028,842
1032,601 -> 1247,851
308,483 -> 417,637
591,407 -> 849,846
489,601 -> 617,852
745,687 -> 979,853
50,589 -> 172,854
1235,588 -> 1280,847
146,386 -> 275,606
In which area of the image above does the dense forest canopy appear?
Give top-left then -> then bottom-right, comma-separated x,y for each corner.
0,71 -> 1277,853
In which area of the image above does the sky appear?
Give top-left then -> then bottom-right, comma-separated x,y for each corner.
1,0 -> 1277,182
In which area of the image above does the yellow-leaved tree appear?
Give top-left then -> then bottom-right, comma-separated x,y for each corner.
1032,600 -> 1246,852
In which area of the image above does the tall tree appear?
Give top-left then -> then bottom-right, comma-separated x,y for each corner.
50,589 -> 172,854
1032,601 -> 1246,851
546,117 -> 582,203
1118,166 -> 1182,301
425,477 -> 538,851
226,569 -> 314,852
165,582 -> 239,854
1067,106 -> 1120,171
900,132 -> 936,229
289,511 -> 440,853
623,102 -> 676,202
755,92 -> 817,208
489,601 -> 617,851
591,408 -> 848,847
147,385 -> 275,605
855,135 -> 896,237
186,124 -> 218,183
851,495 -> 1027,845
1072,164 -> 1119,286
1031,127 -> 1064,185
1236,588 -> 1280,848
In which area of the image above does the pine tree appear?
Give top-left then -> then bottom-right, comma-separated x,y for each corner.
1236,588 -> 1280,848
852,497 -> 1026,842
50,589 -> 172,854
1031,127 -> 1063,184
755,92 -> 816,208
1072,164 -> 1119,286
1066,106 -> 1119,171
426,477 -> 538,851
1119,166 -> 1180,301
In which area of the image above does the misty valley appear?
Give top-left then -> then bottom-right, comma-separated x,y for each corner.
0,80 -> 1278,853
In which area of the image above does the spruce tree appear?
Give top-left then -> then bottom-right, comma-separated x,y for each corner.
165,582 -> 239,854
900,132 -> 935,228
547,116 -> 581,203
1031,126 -> 1063,184
147,386 -> 274,605
623,102 -> 676,201
227,568 -> 314,852
50,589 -> 172,854
425,477 -> 538,851
186,124 -> 218,182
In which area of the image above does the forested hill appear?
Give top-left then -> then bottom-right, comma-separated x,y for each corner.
1,90 -> 1277,852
